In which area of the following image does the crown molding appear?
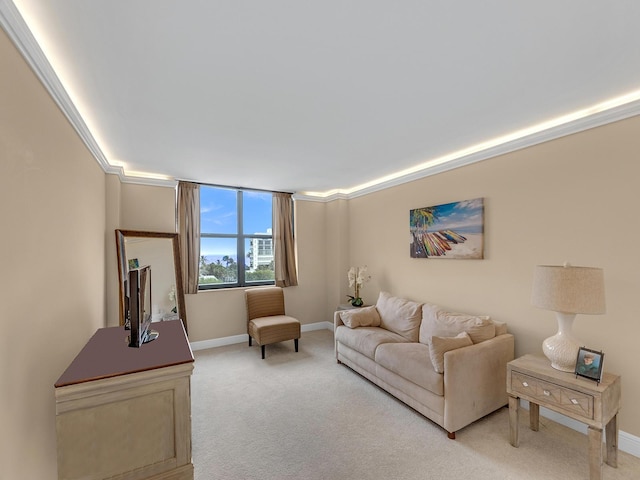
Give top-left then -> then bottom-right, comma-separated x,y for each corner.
0,0 -> 112,171
293,192 -> 349,202
300,97 -> 640,202
1,1 -> 179,189
3,0 -> 639,199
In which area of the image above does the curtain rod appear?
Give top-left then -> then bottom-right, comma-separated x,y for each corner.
177,179 -> 294,195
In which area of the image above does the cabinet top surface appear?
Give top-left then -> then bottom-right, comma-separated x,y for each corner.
55,320 -> 194,388
508,354 -> 619,392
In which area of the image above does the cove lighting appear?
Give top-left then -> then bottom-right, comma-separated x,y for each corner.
124,170 -> 174,182
301,88 -> 640,199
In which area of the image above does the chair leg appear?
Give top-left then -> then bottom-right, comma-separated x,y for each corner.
248,335 -> 252,347
261,345 -> 265,359
294,338 -> 299,352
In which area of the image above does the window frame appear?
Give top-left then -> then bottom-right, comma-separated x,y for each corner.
199,186 -> 275,290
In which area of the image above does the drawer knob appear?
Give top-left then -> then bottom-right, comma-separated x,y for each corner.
522,381 -> 529,387
543,390 -> 550,396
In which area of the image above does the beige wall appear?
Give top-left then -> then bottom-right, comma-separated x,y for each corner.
0,28 -> 106,480
344,116 -> 640,437
119,182 -> 176,232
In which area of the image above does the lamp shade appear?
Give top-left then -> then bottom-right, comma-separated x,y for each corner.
531,265 -> 605,314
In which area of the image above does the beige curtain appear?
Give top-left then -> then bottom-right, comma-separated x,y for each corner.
177,181 -> 200,294
273,192 -> 298,287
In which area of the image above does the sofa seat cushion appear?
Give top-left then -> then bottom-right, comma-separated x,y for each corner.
374,343 -> 444,396
248,315 -> 301,345
335,325 -> 406,360
420,303 -> 495,345
375,291 -> 423,342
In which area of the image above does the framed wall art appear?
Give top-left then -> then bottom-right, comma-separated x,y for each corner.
410,197 -> 484,259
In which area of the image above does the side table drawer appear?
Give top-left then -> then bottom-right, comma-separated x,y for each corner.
511,371 -> 593,420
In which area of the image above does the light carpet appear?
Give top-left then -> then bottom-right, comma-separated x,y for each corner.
192,330 -> 639,479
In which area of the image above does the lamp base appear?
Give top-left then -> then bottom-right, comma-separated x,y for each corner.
542,312 -> 580,372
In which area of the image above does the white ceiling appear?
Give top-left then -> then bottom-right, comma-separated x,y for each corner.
3,1 -> 640,197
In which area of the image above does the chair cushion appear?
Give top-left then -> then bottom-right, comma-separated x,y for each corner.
375,291 -> 423,342
375,342 -> 444,396
249,315 -> 300,345
335,325 -> 406,360
339,306 -> 382,328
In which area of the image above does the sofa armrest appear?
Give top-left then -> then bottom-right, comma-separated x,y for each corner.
334,311 -> 344,362
442,333 -> 515,434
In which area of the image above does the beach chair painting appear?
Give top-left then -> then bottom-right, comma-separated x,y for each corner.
410,198 -> 484,259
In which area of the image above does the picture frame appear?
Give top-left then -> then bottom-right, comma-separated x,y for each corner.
574,347 -> 604,383
409,198 -> 484,259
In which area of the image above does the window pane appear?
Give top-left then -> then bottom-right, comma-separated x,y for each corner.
243,191 -> 272,235
200,186 -> 237,234
199,237 -> 238,285
245,238 -> 275,283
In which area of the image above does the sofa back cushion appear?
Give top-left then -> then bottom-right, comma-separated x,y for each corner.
420,303 -> 496,344
339,306 -> 382,328
375,291 -> 423,342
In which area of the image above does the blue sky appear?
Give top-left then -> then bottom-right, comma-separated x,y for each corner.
200,186 -> 272,258
417,198 -> 484,234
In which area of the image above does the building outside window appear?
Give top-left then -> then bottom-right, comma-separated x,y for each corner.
249,230 -> 273,272
199,185 -> 274,289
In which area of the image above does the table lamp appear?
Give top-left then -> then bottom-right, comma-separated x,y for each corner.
531,263 -> 605,372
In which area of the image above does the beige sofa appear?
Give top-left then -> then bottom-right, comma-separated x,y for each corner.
334,291 -> 515,439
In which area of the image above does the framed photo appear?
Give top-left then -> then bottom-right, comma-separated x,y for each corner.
128,258 -> 139,270
575,347 -> 604,383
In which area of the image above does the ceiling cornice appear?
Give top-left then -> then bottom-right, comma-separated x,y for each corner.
315,96 -> 640,202
1,1 -> 112,174
0,1 -> 180,188
3,0 -> 640,202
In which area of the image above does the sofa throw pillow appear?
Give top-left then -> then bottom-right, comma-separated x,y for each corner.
420,303 -> 496,344
339,306 -> 382,328
375,291 -> 422,342
428,332 -> 473,373
492,319 -> 508,336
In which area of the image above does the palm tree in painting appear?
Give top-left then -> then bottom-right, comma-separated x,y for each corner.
411,207 -> 437,233
410,208 -> 437,258
410,206 -> 467,258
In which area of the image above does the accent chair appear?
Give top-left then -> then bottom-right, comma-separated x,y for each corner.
245,287 -> 301,359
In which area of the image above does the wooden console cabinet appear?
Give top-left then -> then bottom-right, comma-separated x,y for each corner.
55,320 -> 194,480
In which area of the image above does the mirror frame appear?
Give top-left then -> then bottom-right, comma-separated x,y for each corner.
115,229 -> 188,333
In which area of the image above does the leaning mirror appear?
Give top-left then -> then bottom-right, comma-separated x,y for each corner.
115,229 -> 188,334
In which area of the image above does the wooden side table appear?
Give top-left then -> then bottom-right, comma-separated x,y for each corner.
507,354 -> 621,480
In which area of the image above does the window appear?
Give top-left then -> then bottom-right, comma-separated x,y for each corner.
199,185 -> 274,289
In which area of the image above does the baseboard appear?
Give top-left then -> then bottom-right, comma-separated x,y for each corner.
189,321 -> 333,352
521,400 -> 640,458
